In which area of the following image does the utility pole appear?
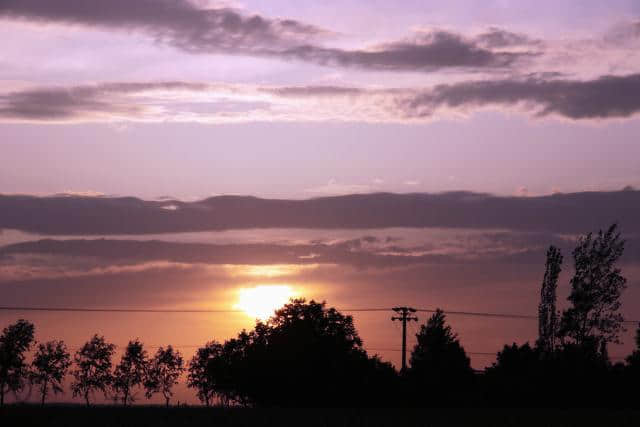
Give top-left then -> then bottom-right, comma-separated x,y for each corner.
391,306 -> 418,373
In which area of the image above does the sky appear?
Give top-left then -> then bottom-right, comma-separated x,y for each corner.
1,0 -> 640,198
1,0 -> 640,405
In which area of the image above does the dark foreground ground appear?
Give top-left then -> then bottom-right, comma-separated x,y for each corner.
2,406 -> 640,427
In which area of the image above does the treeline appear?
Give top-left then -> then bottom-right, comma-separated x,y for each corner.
1,224 -> 639,408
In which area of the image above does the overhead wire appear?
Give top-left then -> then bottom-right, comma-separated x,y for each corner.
1,305 -> 637,324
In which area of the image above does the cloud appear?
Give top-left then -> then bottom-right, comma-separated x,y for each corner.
0,233 -> 566,277
304,179 -> 372,195
603,20 -> 640,45
0,81 -> 209,121
0,0 -> 326,55
4,72 -> 640,124
2,229 -> 639,278
278,30 -> 530,71
55,190 -> 107,198
267,85 -> 365,97
0,1 -> 532,72
1,190 -> 639,235
474,27 -> 541,49
0,253 -> 192,282
397,73 -> 640,120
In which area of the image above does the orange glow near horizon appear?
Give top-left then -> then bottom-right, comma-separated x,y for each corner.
226,264 -> 309,278
234,284 -> 298,320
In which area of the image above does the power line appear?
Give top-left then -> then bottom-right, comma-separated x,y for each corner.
1,305 -> 638,324
365,348 -> 627,360
59,343 -> 630,362
414,308 -> 537,320
0,306 -> 244,314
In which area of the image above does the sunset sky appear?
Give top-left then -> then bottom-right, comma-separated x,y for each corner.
1,0 -> 640,404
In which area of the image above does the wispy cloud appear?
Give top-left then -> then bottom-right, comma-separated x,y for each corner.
0,0 -> 327,54
0,1 -> 534,73
398,73 -> 640,120
304,179 -> 372,195
2,73 -> 640,123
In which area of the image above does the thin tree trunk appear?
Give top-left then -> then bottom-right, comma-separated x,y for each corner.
41,381 -> 47,407
85,392 -> 90,407
165,397 -> 170,408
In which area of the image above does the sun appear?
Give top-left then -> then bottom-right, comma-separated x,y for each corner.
235,285 -> 297,320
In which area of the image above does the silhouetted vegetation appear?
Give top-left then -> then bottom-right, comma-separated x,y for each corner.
627,324 -> 640,370
112,339 -> 148,406
1,223 -> 638,410
0,319 -> 34,406
29,340 -> 71,406
71,335 -> 115,406
144,346 -> 185,407
407,309 -> 474,405
188,299 -> 398,407
537,245 -> 562,355
484,224 -> 630,407
187,342 -> 221,407
560,224 -> 627,354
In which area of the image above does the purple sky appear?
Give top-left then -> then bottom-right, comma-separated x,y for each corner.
1,0 -> 640,198
1,1 -> 640,405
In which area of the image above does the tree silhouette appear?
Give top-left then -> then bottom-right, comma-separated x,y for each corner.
485,342 -> 542,404
144,345 -> 185,407
201,299 -> 395,407
560,224 -> 627,354
112,339 -> 148,406
29,340 -> 71,406
71,335 -> 115,406
0,319 -> 35,406
197,335 -> 252,406
627,324 -> 640,370
408,309 -> 473,403
187,341 -> 222,407
537,246 -> 562,355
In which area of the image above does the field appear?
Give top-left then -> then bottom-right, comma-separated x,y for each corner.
2,406 -> 640,427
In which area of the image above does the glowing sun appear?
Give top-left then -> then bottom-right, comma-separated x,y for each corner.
235,285 -> 297,320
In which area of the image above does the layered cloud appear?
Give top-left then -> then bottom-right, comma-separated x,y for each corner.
0,82 -> 208,120
0,0 -> 326,54
2,1 -> 639,124
1,190 -> 639,235
277,30 -> 530,71
0,0 -> 534,72
2,73 -> 640,123
399,73 -> 640,120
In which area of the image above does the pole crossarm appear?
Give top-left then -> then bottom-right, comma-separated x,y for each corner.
391,306 -> 418,373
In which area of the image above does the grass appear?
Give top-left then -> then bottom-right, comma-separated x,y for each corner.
2,405 -> 640,427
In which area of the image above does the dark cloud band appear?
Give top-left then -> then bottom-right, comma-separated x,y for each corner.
1,190 -> 639,235
0,0 -> 531,71
400,73 -> 640,119
3,73 -> 640,122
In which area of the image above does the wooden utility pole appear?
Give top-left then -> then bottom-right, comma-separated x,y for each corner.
391,306 -> 418,373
